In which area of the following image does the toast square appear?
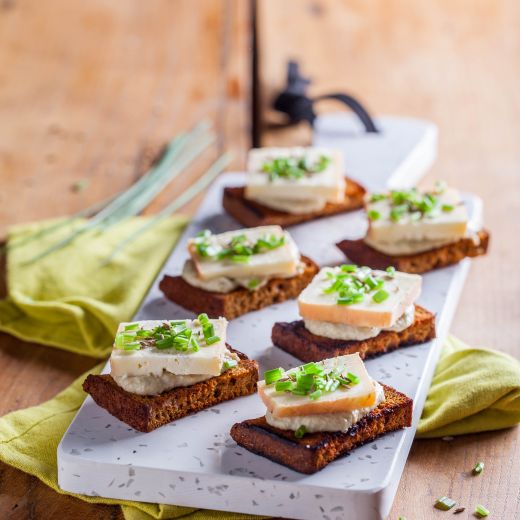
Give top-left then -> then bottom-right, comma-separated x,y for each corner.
83,349 -> 258,432
230,384 -> 413,474
336,229 -> 490,274
272,305 -> 436,363
159,255 -> 319,320
222,178 -> 366,228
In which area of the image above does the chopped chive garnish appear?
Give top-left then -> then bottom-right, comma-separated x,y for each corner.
223,359 -> 238,371
264,367 -> 284,385
309,389 -> 323,400
372,289 -> 389,303
294,425 -> 307,439
261,154 -> 330,182
205,335 -> 220,345
346,372 -> 360,385
275,380 -> 293,392
247,278 -> 261,289
474,505 -> 490,517
198,313 -> 209,323
434,496 -> 456,511
472,461 -> 485,475
367,210 -> 381,221
385,266 -> 396,277
398,517 -> 407,520
124,323 -> 139,331
123,341 -> 141,351
441,203 -> 454,212
302,362 -> 323,375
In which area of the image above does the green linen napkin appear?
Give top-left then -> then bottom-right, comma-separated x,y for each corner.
0,337 -> 518,519
416,336 -> 520,437
0,217 -> 187,358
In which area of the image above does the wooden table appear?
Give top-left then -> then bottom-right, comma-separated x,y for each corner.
1,1 -> 519,518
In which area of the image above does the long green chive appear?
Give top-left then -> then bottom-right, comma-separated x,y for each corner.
372,289 -> 389,303
475,505 -> 490,517
264,367 -> 284,385
434,497 -> 456,511
472,461 -> 485,475
294,425 -> 307,439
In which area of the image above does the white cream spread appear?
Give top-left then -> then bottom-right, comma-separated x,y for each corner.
304,305 -> 415,341
248,194 -> 328,214
181,259 -> 305,294
113,350 -> 239,396
265,381 -> 385,433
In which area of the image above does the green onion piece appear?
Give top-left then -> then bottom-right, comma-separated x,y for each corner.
434,496 -> 456,511
155,337 -> 174,349
398,517 -> 407,520
124,323 -> 139,331
367,210 -> 381,221
346,372 -> 360,385
441,204 -> 454,212
474,505 -> 490,517
340,264 -> 357,272
275,380 -> 293,392
197,313 -> 209,323
370,193 -> 387,202
294,425 -> 307,439
247,278 -> 260,289
386,266 -> 396,277
290,388 -> 308,396
264,367 -> 284,385
372,289 -> 389,303
309,389 -> 323,400
223,359 -> 237,371
473,461 -> 485,475
205,335 -> 220,345
230,254 -> 250,263
115,333 -> 125,348
302,362 -> 323,375
123,341 -> 141,351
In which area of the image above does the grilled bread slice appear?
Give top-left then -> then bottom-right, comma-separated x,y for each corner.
336,229 -> 490,274
230,384 -> 412,474
159,255 -> 319,320
83,349 -> 258,432
272,305 -> 435,363
222,178 -> 365,228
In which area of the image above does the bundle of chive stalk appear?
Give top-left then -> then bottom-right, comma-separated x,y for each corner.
4,121 -> 231,265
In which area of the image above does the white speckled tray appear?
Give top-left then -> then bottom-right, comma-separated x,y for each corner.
58,173 -> 482,520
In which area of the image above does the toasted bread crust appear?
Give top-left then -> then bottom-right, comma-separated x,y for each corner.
230,384 -> 412,474
336,229 -> 490,274
222,178 -> 365,228
272,305 -> 435,363
83,349 -> 258,432
159,255 -> 319,320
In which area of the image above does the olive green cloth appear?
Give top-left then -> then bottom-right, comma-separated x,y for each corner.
0,217 -> 188,358
416,336 -> 520,437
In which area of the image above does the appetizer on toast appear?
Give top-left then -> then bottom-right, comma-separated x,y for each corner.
231,354 -> 413,474
160,225 -> 318,319
223,147 -> 365,228
337,183 -> 489,273
83,315 -> 258,432
272,264 -> 435,362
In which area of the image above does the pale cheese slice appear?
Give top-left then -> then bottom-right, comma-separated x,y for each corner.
366,188 -> 468,244
188,225 -> 300,281
245,147 -> 346,203
298,267 -> 421,328
110,318 -> 228,378
258,354 -> 376,418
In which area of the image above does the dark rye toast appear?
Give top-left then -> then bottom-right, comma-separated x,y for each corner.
83,349 -> 258,433
336,229 -> 490,274
230,384 -> 412,474
159,255 -> 319,320
272,305 -> 435,363
222,178 -> 365,228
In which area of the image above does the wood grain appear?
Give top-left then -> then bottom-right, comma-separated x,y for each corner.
258,0 -> 520,517
0,0 -> 250,519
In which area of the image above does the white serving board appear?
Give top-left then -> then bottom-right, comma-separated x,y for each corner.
314,113 -> 438,192
58,173 -> 481,520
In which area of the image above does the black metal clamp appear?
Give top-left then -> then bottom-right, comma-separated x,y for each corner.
273,61 -> 378,133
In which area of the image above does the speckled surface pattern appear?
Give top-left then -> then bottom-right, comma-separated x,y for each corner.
58,172 -> 482,520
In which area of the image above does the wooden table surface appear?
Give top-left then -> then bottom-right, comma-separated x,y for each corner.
1,1 -> 519,519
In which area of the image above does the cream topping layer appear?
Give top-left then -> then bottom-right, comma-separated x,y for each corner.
265,381 -> 385,433
304,305 -> 415,341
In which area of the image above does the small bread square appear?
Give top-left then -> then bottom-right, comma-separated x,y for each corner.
222,178 -> 365,228
271,305 -> 436,363
83,349 -> 258,432
159,255 -> 319,320
230,384 -> 413,474
336,229 -> 490,274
